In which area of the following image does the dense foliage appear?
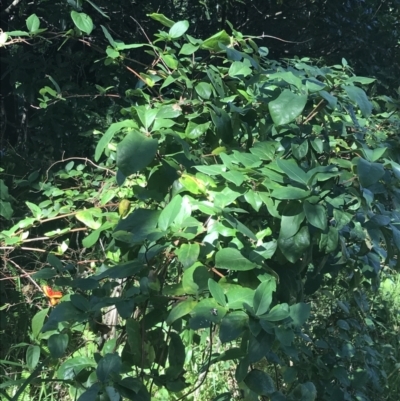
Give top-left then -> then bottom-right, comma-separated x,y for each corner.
1,3 -> 399,401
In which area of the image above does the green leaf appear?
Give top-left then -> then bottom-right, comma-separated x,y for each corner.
26,201 -> 42,219
319,226 -> 339,253
224,284 -> 254,310
244,191 -> 263,212
180,43 -> 199,55
32,309 -> 48,339
210,105 -> 233,143
244,370 -> 275,396
253,279 -> 276,316
185,121 -> 210,139
362,147 -> 387,162
201,30 -> 231,51
195,82 -> 212,99
303,201 -> 327,231
32,267 -> 58,279
268,90 -> 307,125
57,356 -> 96,380
71,11 -> 93,35
215,248 -> 257,271
168,332 -> 185,378
97,353 -> 122,383
47,254 -> 63,271
158,195 -> 182,231
48,333 -> 69,358
343,85 -> 372,117
82,222 -> 114,248
357,158 -> 385,187
182,265 -> 210,294
223,213 -> 257,240
207,68 -> 225,97
208,279 -> 227,307
169,20 -> 189,39
166,300 -> 197,325
219,311 -> 248,343
189,298 -> 225,329
117,131 -> 158,176
290,302 -> 311,327
229,61 -> 252,78
276,159 -> 309,185
135,106 -> 158,131
270,71 -> 302,89
0,200 -> 13,219
26,345 -> 40,371
26,14 -> 40,33
95,120 -> 137,161
260,303 -> 290,321
126,319 -> 141,366
275,327 -> 294,346
271,187 -> 310,200
280,209 -> 305,239
289,382 -> 317,401
76,208 -> 102,230
148,13 -> 175,28
41,303 -> 86,333
278,226 -> 310,263
100,25 -> 116,47
176,243 -> 200,269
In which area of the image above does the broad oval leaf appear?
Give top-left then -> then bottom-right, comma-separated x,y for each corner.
26,14 -> 40,32
97,353 -> 122,383
357,158 -> 385,187
71,11 -> 93,35
169,20 -> 189,39
303,201 -> 327,231
268,90 -> 307,126
48,333 -> 69,358
244,369 -> 275,396
219,311 -> 249,343
259,303 -> 290,321
117,131 -> 158,176
215,248 -> 257,271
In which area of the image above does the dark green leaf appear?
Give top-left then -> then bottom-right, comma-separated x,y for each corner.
278,226 -> 310,263
343,85 -> 372,117
244,369 -> 275,396
97,353 -> 122,383
48,333 -> 69,358
117,131 -> 158,176
219,311 -> 248,343
290,302 -> 311,327
303,201 -> 327,231
253,279 -> 276,316
357,158 -> 385,187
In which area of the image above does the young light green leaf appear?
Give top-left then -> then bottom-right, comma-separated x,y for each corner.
169,20 -> 189,39
26,14 -> 40,33
71,11 -> 93,35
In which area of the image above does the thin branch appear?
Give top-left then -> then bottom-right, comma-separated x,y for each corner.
44,156 -> 115,184
7,259 -> 42,292
255,33 -> 311,44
